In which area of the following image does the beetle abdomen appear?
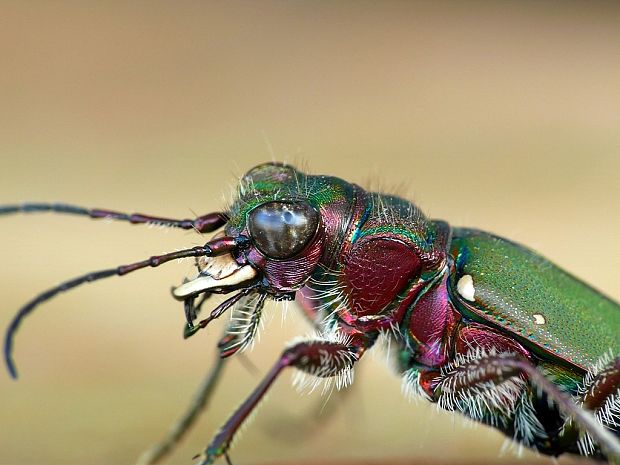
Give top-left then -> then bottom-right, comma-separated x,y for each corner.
449,229 -> 620,369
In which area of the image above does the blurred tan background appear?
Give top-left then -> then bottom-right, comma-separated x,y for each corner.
0,2 -> 618,465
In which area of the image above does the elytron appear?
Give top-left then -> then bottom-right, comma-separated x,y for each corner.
3,162 -> 619,464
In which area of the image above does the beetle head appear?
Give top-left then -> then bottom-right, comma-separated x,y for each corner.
173,162 -> 357,300
2,163 -> 359,375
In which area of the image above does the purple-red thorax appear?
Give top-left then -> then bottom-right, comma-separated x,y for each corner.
224,163 -> 453,360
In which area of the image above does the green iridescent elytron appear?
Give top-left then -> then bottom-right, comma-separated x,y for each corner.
2,162 -> 619,464
451,231 -> 619,368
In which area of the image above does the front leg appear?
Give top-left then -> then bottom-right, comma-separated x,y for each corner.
196,334 -> 370,465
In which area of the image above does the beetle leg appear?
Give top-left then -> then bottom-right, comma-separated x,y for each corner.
421,350 -> 620,460
258,303 -> 360,443
136,314 -> 264,465
560,353 -> 620,456
138,294 -> 284,465
195,337 -> 366,465
135,352 -> 226,465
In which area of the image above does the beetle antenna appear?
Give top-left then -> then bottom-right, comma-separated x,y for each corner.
0,203 -> 228,233
4,236 -> 243,379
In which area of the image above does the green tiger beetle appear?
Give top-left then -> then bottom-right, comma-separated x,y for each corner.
2,162 -> 619,464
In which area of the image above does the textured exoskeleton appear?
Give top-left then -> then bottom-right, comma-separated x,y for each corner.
3,162 -> 619,464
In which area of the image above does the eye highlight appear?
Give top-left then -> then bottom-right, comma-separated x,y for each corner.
248,202 -> 319,259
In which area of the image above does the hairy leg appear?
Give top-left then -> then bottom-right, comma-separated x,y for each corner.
418,350 -> 620,461
196,336 -> 366,465
561,353 -> 620,457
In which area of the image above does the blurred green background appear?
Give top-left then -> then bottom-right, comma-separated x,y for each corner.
0,2 -> 618,465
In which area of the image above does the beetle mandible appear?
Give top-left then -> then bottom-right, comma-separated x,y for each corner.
3,162 -> 620,464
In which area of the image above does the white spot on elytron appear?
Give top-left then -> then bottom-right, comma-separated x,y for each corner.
533,314 -> 546,325
457,275 -> 476,302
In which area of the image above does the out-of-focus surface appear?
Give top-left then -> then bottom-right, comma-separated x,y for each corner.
0,2 -> 618,465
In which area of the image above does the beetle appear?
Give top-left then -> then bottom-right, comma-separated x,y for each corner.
2,162 -> 619,464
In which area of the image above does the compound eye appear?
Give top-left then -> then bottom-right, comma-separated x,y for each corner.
248,202 -> 319,259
